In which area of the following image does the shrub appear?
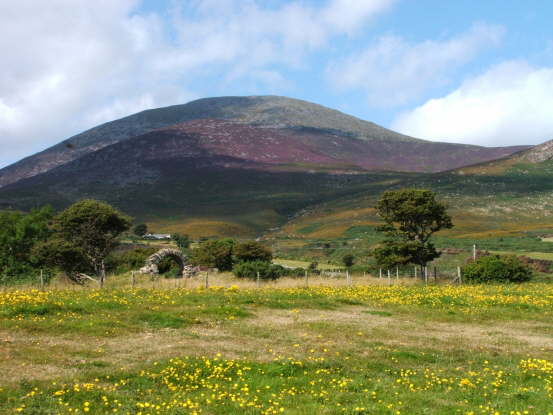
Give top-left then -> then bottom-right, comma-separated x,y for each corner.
172,233 -> 191,250
234,241 -> 272,263
133,224 -> 148,237
105,247 -> 157,274
191,239 -> 235,271
232,261 -> 286,280
342,254 -> 355,268
462,255 -> 533,283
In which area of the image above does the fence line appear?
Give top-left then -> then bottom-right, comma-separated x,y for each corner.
1,267 -> 466,292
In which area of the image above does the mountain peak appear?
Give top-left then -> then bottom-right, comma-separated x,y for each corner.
0,95 -> 531,188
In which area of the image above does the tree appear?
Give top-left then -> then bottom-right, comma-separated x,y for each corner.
342,254 -> 355,268
234,241 -> 272,263
374,189 -> 453,274
0,206 -> 53,280
133,223 -> 148,237
172,233 -> 191,250
32,238 -> 91,283
51,200 -> 131,285
191,238 -> 235,271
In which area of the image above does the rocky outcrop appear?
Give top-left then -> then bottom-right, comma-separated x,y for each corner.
521,139 -> 553,163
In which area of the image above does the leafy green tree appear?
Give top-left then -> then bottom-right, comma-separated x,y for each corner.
0,206 -> 53,280
50,200 -> 131,285
374,189 -> 453,274
462,255 -> 532,283
172,233 -> 191,250
342,254 -> 355,268
191,238 -> 235,271
133,223 -> 148,237
234,241 -> 272,263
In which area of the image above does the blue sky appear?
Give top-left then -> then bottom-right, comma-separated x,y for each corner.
1,0 -> 553,168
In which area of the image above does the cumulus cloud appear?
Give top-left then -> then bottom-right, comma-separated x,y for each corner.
327,22 -> 505,107
391,61 -> 553,146
0,0 -> 192,168
0,0 -> 394,168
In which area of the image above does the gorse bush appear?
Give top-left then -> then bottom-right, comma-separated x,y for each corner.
462,255 -> 533,283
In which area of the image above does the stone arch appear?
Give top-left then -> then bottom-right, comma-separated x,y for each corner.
140,248 -> 187,277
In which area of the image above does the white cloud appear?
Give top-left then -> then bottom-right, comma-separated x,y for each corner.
391,61 -> 553,146
327,22 -> 504,107
170,0 -> 395,69
0,0 -> 395,168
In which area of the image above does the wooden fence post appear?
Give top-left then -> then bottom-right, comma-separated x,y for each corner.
257,272 -> 261,289
414,267 -> 417,279
457,266 -> 462,285
387,269 -> 391,286
424,267 -> 428,285
205,271 -> 209,289
131,271 -> 135,289
396,267 -> 399,282
379,268 -> 382,279
40,269 -> 44,291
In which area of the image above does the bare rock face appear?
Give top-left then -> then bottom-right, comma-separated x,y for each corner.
140,248 -> 187,277
521,139 -> 553,163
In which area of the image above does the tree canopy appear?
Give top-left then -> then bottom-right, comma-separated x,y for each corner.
39,200 -> 131,285
234,241 -> 272,263
133,223 -> 148,237
373,189 -> 453,272
0,206 -> 53,280
191,239 -> 235,271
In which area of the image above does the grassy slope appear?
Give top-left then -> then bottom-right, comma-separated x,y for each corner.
1,282 -> 553,414
273,158 -> 553,262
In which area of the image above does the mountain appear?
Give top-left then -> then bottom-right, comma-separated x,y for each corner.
0,96 -> 534,236
0,96 -> 528,187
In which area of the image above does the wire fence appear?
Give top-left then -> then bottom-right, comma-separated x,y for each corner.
0,266 -> 465,292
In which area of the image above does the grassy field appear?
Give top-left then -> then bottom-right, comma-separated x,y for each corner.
1,278 -> 553,414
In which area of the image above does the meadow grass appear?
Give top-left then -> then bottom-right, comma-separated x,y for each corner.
1,281 -> 553,414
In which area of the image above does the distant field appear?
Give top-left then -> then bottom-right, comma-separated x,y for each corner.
1,281 -> 553,414
272,258 -> 340,270
490,250 -> 553,260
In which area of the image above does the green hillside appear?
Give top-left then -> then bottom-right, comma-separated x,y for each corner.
271,153 -> 553,262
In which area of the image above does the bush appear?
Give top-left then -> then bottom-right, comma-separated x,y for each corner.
105,247 -> 157,274
462,255 -> 533,283
133,224 -> 148,237
234,241 -> 272,263
191,239 -> 235,271
172,233 -> 191,250
342,254 -> 355,268
232,261 -> 286,280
